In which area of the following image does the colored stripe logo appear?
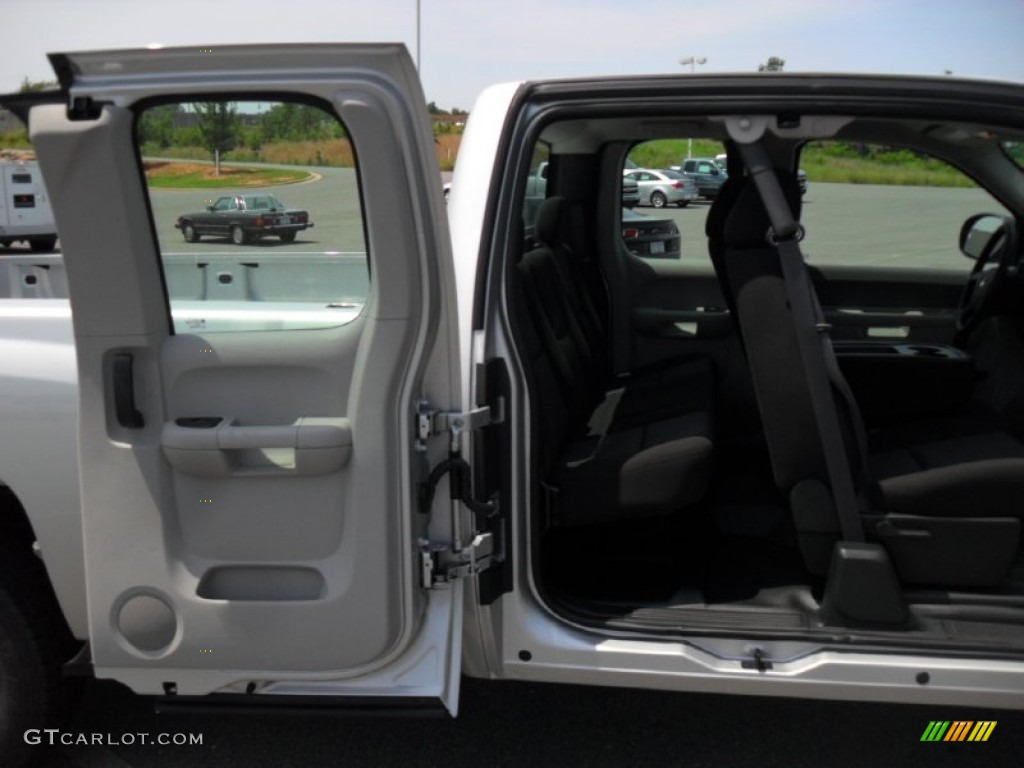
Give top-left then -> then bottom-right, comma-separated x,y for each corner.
920,721 -> 996,742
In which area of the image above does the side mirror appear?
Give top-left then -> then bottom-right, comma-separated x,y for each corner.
710,167 -> 720,176
960,213 -> 1009,261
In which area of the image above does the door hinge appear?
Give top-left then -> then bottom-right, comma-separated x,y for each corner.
415,400 -> 501,516
416,402 -> 496,454
415,400 -> 503,589
420,532 -> 495,588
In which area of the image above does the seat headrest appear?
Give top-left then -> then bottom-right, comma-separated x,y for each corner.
723,140 -> 745,177
705,176 -> 746,239
535,196 -> 565,247
723,173 -> 803,249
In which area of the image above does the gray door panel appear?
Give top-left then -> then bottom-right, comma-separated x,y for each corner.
811,265 -> 964,343
32,44 -> 463,708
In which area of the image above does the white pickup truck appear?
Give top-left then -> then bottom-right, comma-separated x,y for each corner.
2,44 -> 1024,766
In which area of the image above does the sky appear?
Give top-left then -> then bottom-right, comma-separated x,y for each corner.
1,0 -> 1022,111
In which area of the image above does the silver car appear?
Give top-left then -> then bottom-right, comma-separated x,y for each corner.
624,169 -> 698,208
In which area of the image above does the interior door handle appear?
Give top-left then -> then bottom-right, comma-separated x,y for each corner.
161,417 -> 353,476
112,352 -> 145,429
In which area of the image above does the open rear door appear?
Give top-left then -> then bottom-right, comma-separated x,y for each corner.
30,44 -> 465,712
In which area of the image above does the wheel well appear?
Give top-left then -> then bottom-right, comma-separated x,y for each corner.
0,485 -> 36,546
0,484 -> 81,650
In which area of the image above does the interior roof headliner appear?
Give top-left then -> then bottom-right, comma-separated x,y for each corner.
537,113 -> 1024,216
539,115 -> 1024,155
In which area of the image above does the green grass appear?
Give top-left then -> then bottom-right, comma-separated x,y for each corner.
799,156 -> 975,187
141,140 -> 355,168
145,165 -> 312,189
626,139 -> 978,188
10,130 -> 1001,189
0,131 -> 32,150
628,139 -> 724,169
800,142 -> 975,187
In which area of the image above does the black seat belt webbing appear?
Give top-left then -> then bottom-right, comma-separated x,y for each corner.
736,141 -> 865,543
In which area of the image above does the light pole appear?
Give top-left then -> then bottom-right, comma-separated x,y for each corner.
679,56 -> 707,159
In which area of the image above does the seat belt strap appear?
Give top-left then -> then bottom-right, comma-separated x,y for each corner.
736,141 -> 865,542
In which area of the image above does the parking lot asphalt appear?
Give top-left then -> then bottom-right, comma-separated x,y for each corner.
6,167 -> 1001,276
36,676 -> 1024,767
640,182 -> 1000,272
148,165 -> 367,255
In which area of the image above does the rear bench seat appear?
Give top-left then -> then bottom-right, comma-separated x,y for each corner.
516,196 -> 716,527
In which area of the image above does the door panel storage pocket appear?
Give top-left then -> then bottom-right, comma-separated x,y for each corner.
197,566 -> 326,601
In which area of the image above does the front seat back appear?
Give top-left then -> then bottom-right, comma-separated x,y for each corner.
719,173 -> 1022,586
720,175 -> 872,572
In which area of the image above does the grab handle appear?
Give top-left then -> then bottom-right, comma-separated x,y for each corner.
112,353 -> 144,429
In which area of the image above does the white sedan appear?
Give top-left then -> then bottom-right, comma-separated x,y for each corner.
623,169 -> 698,208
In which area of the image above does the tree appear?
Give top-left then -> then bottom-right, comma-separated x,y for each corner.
259,103 -> 333,143
758,56 -> 786,72
192,102 -> 240,174
18,78 -> 58,93
137,104 -> 180,149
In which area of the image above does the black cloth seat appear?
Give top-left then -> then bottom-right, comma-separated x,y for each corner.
868,423 -> 1024,518
553,410 -> 715,526
714,175 -> 1023,585
515,197 -> 716,527
528,197 -> 715,424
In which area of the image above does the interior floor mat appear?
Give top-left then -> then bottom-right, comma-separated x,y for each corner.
699,535 -> 817,605
541,513 -> 690,601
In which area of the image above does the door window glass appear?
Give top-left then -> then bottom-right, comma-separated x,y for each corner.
620,138 -> 1011,271
522,142 -> 551,233
136,99 -> 369,333
799,141 -> 1010,271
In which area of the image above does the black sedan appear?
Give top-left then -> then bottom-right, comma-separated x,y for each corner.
621,208 -> 680,259
175,194 -> 313,245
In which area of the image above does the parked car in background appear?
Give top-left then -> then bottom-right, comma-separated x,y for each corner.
675,157 -> 727,199
623,169 -> 697,208
621,207 -> 680,258
175,193 -> 313,244
622,174 -> 640,208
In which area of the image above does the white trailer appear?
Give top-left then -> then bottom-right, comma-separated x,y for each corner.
0,157 -> 58,252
